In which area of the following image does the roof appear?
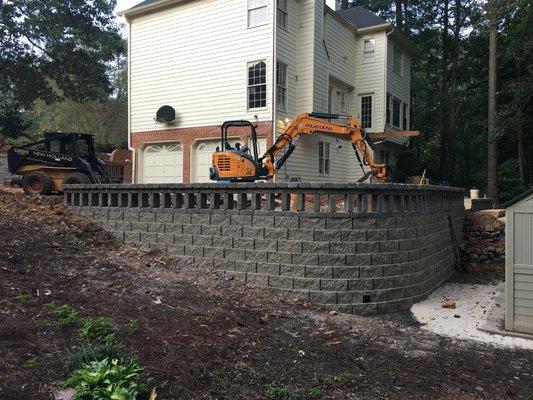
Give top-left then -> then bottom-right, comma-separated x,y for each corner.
502,187 -> 533,208
117,0 -> 179,17
336,6 -> 391,30
126,0 -> 159,11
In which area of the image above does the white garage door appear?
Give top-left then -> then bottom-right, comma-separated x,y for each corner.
142,143 -> 183,183
193,139 -> 237,183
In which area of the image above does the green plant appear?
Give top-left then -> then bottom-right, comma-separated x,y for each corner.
44,302 -> 79,326
332,373 -> 348,386
13,293 -> 31,305
266,382 -> 301,400
23,356 -> 37,367
126,319 -> 140,334
173,372 -> 182,381
308,387 -> 322,398
62,358 -> 150,400
80,317 -> 116,345
66,343 -> 125,372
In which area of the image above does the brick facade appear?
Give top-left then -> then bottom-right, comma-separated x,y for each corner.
131,121 -> 273,183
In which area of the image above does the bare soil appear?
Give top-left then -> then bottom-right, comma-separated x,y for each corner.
0,191 -> 531,400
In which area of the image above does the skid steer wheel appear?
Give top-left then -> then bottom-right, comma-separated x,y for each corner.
22,171 -> 53,195
62,172 -> 91,190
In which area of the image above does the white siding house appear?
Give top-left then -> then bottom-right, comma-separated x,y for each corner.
119,0 -> 416,183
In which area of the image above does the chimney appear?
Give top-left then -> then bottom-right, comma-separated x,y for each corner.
325,0 -> 341,11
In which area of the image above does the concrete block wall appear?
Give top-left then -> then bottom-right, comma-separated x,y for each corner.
0,154 -> 11,184
66,183 -> 465,315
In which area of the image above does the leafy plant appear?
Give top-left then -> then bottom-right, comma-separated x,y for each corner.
126,319 -> 140,334
80,317 -> 116,345
62,358 -> 150,400
13,293 -> 31,305
44,302 -> 79,326
266,382 -> 301,400
23,356 -> 37,367
308,387 -> 322,398
66,343 -> 125,372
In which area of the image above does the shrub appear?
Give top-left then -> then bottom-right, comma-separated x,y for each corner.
61,358 -> 150,400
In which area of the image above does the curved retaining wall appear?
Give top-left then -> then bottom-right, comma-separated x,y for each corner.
64,183 -> 465,315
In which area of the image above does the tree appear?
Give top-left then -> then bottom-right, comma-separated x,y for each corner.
486,0 -> 499,205
0,0 -> 124,108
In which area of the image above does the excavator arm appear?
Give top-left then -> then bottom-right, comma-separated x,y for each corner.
260,112 -> 387,181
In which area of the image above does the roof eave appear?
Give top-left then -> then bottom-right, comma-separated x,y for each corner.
117,0 -> 181,18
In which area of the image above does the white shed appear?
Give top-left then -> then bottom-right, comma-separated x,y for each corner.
505,188 -> 533,335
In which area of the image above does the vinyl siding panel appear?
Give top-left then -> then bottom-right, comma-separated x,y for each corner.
354,31 -> 387,133
129,0 -> 273,133
506,195 -> 533,334
325,15 -> 356,89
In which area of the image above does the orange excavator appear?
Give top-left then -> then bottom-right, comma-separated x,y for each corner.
210,112 -> 387,182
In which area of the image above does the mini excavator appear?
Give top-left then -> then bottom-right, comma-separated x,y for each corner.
210,112 -> 387,182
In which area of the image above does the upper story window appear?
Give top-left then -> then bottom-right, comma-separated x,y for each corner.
276,61 -> 287,112
393,45 -> 402,75
360,95 -> 372,128
248,60 -> 267,109
392,97 -> 401,127
318,141 -> 330,175
277,0 -> 288,29
363,39 -> 375,63
248,0 -> 268,27
402,102 -> 408,130
339,91 -> 346,112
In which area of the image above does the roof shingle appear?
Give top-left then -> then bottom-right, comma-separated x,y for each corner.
336,6 -> 390,29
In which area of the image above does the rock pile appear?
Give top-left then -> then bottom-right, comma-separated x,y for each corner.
463,211 -> 505,262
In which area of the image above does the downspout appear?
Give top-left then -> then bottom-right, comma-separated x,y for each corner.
384,29 -> 392,133
127,19 -> 135,183
271,0 -> 277,180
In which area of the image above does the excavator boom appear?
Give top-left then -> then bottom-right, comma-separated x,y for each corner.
210,112 -> 387,182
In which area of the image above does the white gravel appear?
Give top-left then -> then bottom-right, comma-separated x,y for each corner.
411,282 -> 533,350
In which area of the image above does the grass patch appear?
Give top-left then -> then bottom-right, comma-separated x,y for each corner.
44,302 -> 79,326
66,342 -> 125,372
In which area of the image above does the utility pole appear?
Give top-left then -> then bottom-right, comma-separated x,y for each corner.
487,1 -> 499,207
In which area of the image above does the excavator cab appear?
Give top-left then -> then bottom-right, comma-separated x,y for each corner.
210,120 -> 267,181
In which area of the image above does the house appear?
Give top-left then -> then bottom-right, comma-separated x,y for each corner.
119,0 -> 417,183
504,188 -> 533,336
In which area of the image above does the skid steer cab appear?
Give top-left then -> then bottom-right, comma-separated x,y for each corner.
8,132 -> 108,195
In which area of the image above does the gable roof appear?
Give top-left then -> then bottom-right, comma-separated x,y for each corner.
502,187 -> 533,208
117,0 -> 179,17
336,6 -> 391,30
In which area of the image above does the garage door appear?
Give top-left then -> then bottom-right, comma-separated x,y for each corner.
193,139 -> 238,183
142,143 -> 183,183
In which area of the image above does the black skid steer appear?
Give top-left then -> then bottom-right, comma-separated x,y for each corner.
8,132 -> 112,195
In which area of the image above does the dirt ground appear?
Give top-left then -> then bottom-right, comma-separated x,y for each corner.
0,190 -> 531,400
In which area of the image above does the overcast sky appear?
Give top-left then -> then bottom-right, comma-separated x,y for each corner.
115,0 -> 144,24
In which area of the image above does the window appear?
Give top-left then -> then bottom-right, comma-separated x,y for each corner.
360,96 -> 372,128
276,61 -> 287,111
363,39 -> 375,63
393,45 -> 402,75
248,0 -> 268,27
386,93 -> 391,124
277,0 -> 287,29
319,141 -> 330,175
402,102 -> 408,130
247,60 -> 266,109
339,91 -> 346,112
392,97 -> 401,127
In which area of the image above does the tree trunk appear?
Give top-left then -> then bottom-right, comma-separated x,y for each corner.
395,0 -> 404,31
439,0 -> 451,181
487,5 -> 499,206
449,0 -> 461,183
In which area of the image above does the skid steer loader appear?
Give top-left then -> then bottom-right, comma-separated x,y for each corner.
8,132 -> 112,195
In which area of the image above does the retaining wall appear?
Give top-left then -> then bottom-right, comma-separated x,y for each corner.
64,183 -> 465,315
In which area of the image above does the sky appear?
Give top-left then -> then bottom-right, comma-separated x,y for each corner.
115,0 -> 144,22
